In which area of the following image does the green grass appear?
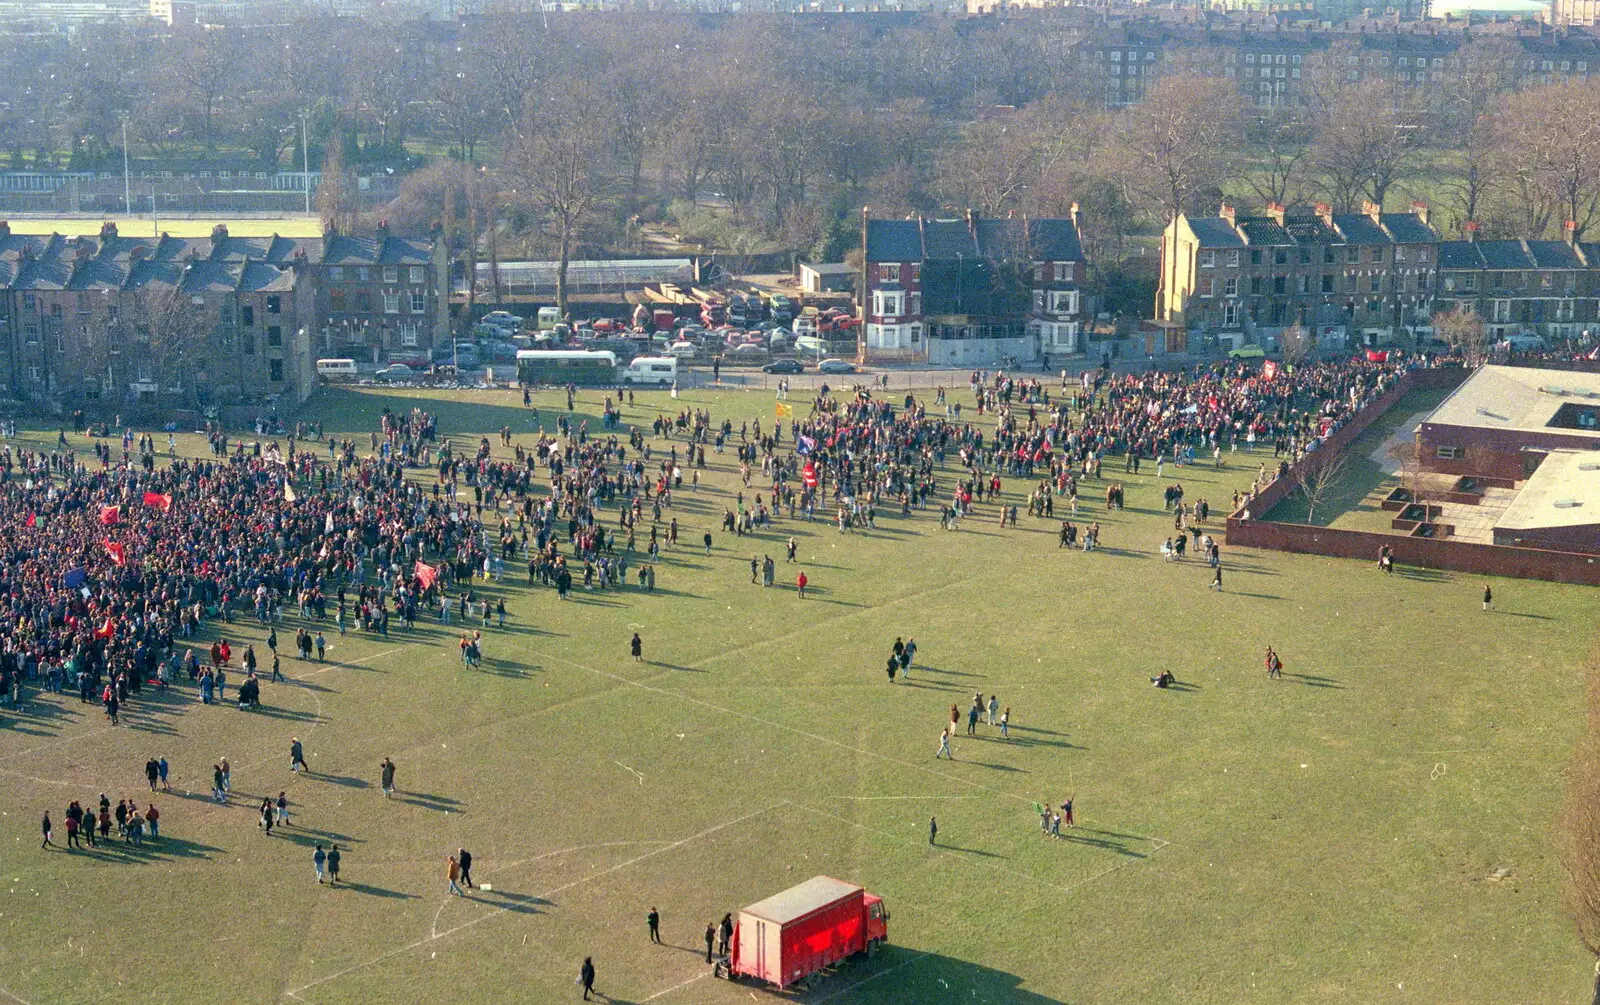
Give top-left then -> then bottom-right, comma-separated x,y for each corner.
0,384 -> 1596,1004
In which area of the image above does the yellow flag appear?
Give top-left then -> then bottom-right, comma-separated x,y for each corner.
776,402 -> 793,418
284,481 -> 298,503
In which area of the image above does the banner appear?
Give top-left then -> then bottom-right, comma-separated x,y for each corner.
802,461 -> 818,489
775,402 -> 793,419
94,617 -> 116,640
1365,349 -> 1389,363
63,568 -> 86,590
796,434 -> 816,456
415,560 -> 438,590
1262,360 -> 1280,380
142,492 -> 172,511
98,505 -> 120,526
103,539 -> 125,567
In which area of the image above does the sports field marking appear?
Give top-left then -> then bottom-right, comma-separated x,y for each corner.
827,794 -> 981,801
615,761 -> 645,784
429,840 -> 675,939
641,970 -> 711,1001
0,988 -> 34,1005
807,950 -> 933,1004
0,727 -> 114,763
528,648 -> 1038,806
284,801 -> 788,1001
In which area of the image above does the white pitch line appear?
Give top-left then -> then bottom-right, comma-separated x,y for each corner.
615,761 -> 644,784
0,987 -> 34,1005
827,794 -> 981,801
807,951 -> 933,1005
528,649 -> 1036,806
285,802 -> 787,1000
641,971 -> 711,1002
0,726 -> 114,763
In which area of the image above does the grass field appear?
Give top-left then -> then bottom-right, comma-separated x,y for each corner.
0,384 -> 1596,1005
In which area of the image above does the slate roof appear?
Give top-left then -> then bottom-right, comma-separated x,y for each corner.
863,219 -> 922,262
1236,218 -> 1294,246
1185,217 -> 1246,248
1438,242 -> 1485,269
1026,218 -> 1083,261
1331,214 -> 1390,245
1527,240 -> 1584,269
1378,213 -> 1439,244
1476,240 -> 1534,270
922,219 -> 978,260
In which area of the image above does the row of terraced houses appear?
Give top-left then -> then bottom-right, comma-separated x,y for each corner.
0,221 -> 446,412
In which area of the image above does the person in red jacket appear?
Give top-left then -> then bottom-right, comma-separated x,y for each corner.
796,570 -> 807,599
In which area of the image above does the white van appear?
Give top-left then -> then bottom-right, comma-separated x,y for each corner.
316,358 -> 358,380
621,355 -> 678,386
537,306 -> 562,331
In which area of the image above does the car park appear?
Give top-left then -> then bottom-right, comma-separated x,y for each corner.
763,358 -> 805,374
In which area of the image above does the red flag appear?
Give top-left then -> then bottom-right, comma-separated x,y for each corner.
102,539 -> 125,567
1365,349 -> 1389,363
142,492 -> 172,512
802,461 -> 818,489
414,560 -> 438,590
94,617 -> 115,640
1262,360 -> 1280,380
98,505 -> 120,526
24,513 -> 35,528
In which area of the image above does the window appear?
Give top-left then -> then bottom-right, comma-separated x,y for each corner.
219,303 -> 234,325
1199,250 -> 1216,268
1054,262 -> 1074,282
401,323 -> 420,347
1299,248 -> 1311,264
1541,273 -> 1554,289
411,290 -> 426,313
382,266 -> 398,284
242,332 -> 255,356
909,323 -> 922,343
1370,274 -> 1382,293
878,263 -> 898,282
1273,276 -> 1286,295
1200,278 -> 1215,297
1274,249 -> 1287,265
1492,299 -> 1511,323
1322,275 -> 1334,294
330,290 -> 346,313
1366,298 -> 1382,314
907,292 -> 921,315
382,290 -> 401,314
1226,250 -> 1240,268
1048,291 -> 1077,314
1371,247 -> 1384,263
329,266 -> 344,282
267,325 -> 282,347
910,263 -> 920,283
27,367 -> 39,382
1222,301 -> 1239,325
357,291 -> 372,313
269,359 -> 284,382
75,292 -> 90,313
873,290 -> 903,317
408,266 -> 425,285
1418,272 -> 1431,292
1298,276 -> 1310,294
24,323 -> 38,344
267,295 -> 281,314
357,267 -> 370,282
1395,246 -> 1407,262
1250,276 -> 1264,295
1224,277 -> 1238,296
1462,274 -> 1476,292
1347,248 -> 1360,264
1250,249 -> 1263,265
21,293 -> 34,312
241,304 -> 254,326
1436,446 -> 1461,460
1324,247 -> 1336,265
1420,247 -> 1431,263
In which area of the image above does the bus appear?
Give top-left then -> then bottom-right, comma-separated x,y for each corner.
516,349 -> 617,386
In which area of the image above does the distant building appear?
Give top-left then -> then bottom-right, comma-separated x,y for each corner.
859,209 -> 1085,365
1433,224 -> 1598,342
797,262 -> 854,294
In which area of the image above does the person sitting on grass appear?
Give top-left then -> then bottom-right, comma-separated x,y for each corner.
1151,669 -> 1176,689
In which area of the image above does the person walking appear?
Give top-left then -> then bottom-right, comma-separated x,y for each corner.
647,907 -> 661,944
885,654 -> 898,683
290,737 -> 308,773
313,844 -> 327,884
327,844 -> 341,885
579,957 -> 596,1001
900,639 -> 913,679
260,797 -> 275,836
929,815 -> 938,846
380,757 -> 396,797
630,633 -> 643,662
1483,585 -> 1493,611
145,757 -> 160,791
447,854 -> 464,896
276,791 -> 290,827
271,653 -> 284,682
936,728 -> 954,760
40,810 -> 53,849
704,922 -> 716,963
158,756 -> 170,791
458,848 -> 474,890
1211,565 -> 1223,591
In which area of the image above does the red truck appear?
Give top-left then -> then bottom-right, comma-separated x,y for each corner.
719,876 -> 889,990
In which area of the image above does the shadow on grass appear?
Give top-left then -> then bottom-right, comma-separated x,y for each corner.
397,792 -> 463,814
58,834 -> 223,863
915,664 -> 984,679
1281,673 -> 1344,689
784,944 -> 1067,1004
335,881 -> 420,900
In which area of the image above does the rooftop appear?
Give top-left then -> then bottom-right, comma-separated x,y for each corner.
740,876 -> 862,926
1422,365 -> 1600,439
1495,450 -> 1600,532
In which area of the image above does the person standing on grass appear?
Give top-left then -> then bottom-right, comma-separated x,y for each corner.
327,844 -> 341,885
1483,585 -> 1493,611
458,848 -> 474,890
314,632 -> 326,661
902,638 -> 915,679
1000,706 -> 1010,739
314,845 -> 327,884
647,907 -> 661,944
967,700 -> 979,736
380,757 -> 396,798
936,728 -> 954,760
290,738 -> 308,773
1062,795 -> 1075,829
277,791 -> 290,827
796,570 -> 807,599
886,654 -> 898,684
580,957 -> 596,1001
1211,564 -> 1223,591
157,756 -> 170,791
719,913 -> 734,955
703,531 -> 713,556
631,633 -> 643,662
447,855 -> 464,896
949,704 -> 960,737
145,802 -> 158,840
929,815 -> 938,846
704,922 -> 716,963
987,694 -> 999,726
40,810 -> 53,849
260,798 -> 275,836
145,758 -> 159,791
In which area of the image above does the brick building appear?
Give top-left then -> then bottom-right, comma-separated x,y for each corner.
1416,364 -> 1600,482
860,210 -> 1085,366
1158,201 -> 1439,347
0,220 -> 446,412
1433,226 -> 1600,342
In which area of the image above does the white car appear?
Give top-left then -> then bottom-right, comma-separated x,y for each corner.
818,358 -> 858,374
666,341 -> 698,359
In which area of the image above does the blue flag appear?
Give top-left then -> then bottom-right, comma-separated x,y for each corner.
796,434 -> 816,456
64,568 -> 86,590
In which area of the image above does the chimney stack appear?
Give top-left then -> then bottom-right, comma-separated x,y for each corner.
211,223 -> 228,241
1265,201 -> 1286,226
1219,201 -> 1236,227
1464,220 -> 1479,242
1410,200 -> 1429,227
1069,201 -> 1080,230
99,221 -> 117,240
1361,199 -> 1382,224
1315,202 -> 1334,229
1565,219 -> 1578,246
0,221 -> 9,239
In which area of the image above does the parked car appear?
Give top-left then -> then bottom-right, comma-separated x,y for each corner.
667,341 -> 699,359
729,343 -> 769,361
374,364 -> 416,383
1228,345 -> 1266,360
763,358 -> 806,374
484,341 -> 520,363
818,358 -> 857,374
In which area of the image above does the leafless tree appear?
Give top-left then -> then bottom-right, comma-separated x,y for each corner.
1434,304 -> 1489,366
1496,82 -> 1600,241
1280,322 -> 1314,367
1291,447 -> 1349,525
127,284 -> 215,408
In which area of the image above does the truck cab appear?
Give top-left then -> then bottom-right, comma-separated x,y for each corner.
864,893 -> 888,944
